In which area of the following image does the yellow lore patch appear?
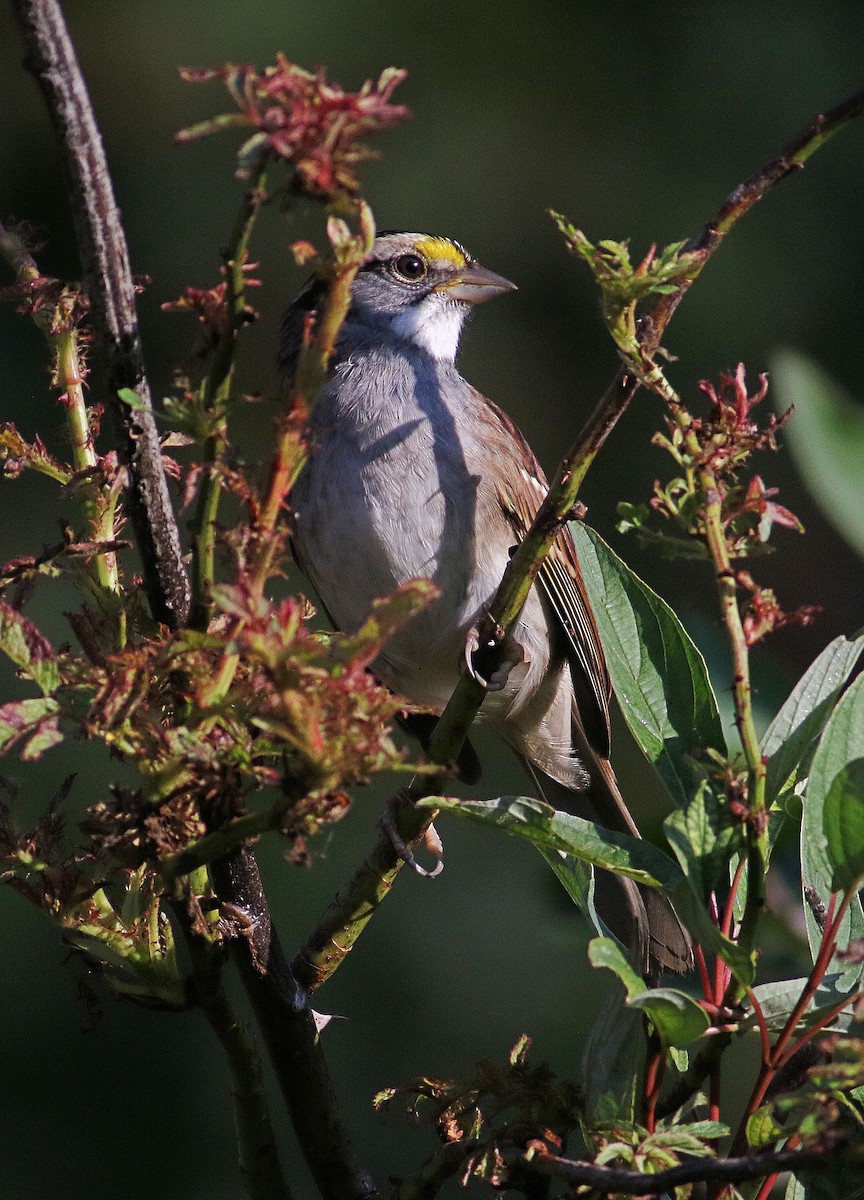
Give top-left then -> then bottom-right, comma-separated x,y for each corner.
413,235 -> 469,268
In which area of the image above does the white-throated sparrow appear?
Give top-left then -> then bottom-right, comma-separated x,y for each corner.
284,232 -> 690,974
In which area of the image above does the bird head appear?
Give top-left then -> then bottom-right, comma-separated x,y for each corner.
282,231 -> 516,374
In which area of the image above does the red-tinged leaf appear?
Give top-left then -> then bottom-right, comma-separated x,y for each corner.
0,600 -> 60,695
0,697 -> 60,753
334,580 -> 438,668
21,717 -> 63,761
177,56 -> 409,196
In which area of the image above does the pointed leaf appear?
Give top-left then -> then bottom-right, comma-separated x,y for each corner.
572,523 -> 725,803
588,938 -> 709,1047
424,795 -> 683,888
802,674 -> 864,987
588,936 -> 646,998
663,786 -> 755,985
664,781 -> 745,898
581,982 -> 643,1122
746,975 -> 856,1033
764,632 -> 864,806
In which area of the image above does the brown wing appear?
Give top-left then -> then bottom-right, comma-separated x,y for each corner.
478,394 -> 612,758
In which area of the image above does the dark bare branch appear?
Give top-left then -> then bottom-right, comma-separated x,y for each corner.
10,0 -> 190,628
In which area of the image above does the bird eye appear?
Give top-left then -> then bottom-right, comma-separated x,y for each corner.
391,253 -> 427,282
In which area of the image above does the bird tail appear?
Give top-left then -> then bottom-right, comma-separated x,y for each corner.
525,752 -> 693,978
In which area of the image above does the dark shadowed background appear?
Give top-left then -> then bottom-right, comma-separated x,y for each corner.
1,3 -> 863,1197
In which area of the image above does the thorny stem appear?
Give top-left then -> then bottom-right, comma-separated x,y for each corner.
202,202 -> 375,710
190,160 -> 270,631
212,851 -> 375,1200
700,472 -> 767,807
291,793 -> 437,993
0,219 -> 125,644
11,0 -> 191,629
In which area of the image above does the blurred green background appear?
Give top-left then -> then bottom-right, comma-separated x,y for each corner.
1,3 -> 863,1197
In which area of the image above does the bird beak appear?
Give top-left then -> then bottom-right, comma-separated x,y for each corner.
442,263 -> 518,304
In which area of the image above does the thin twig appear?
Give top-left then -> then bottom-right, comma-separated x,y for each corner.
294,86 -> 864,998
190,161 -> 269,630
11,0 -> 190,629
429,85 -> 864,770
523,1139 -> 862,1194
291,791 -> 437,993
0,218 -> 124,642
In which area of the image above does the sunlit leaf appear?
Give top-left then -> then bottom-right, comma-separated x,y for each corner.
423,794 -> 682,888
0,600 -> 60,695
572,524 -> 725,803
823,759 -> 864,892
588,937 -> 709,1047
764,632 -> 864,806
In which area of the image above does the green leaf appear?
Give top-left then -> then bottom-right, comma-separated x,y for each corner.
588,938 -> 709,1047
627,987 -> 710,1048
423,795 -> 683,888
657,1119 -> 728,1142
746,1104 -> 783,1150
662,783 -> 755,986
649,1122 -> 727,1155
746,975 -> 856,1033
664,781 -> 745,899
571,523 -> 725,803
802,674 -> 864,987
581,976 -> 643,1122
764,632 -> 864,806
588,935 -> 646,997
116,386 -> 148,412
823,759 -> 864,891
0,600 -> 60,696
771,349 -> 864,559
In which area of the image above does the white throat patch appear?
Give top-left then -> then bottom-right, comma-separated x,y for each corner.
391,295 -> 467,362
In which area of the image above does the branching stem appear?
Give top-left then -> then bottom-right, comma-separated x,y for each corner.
190,161 -> 269,630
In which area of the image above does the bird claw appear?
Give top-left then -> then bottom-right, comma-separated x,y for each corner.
463,626 -> 525,692
380,800 -> 444,878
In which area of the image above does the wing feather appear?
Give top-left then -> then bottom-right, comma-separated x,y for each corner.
477,394 -> 612,756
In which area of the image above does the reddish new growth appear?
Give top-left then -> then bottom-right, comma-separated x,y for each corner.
632,364 -> 820,645
177,56 -> 409,199
737,569 -> 820,647
696,364 -> 790,482
161,259 -> 261,342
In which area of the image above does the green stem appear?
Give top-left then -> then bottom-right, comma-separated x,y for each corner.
0,220 -> 125,646
190,162 -> 269,631
700,477 -> 768,962
202,200 -> 375,709
291,791 -> 438,993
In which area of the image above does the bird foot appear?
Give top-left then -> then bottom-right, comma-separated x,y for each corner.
463,625 -> 525,692
380,799 -> 444,878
